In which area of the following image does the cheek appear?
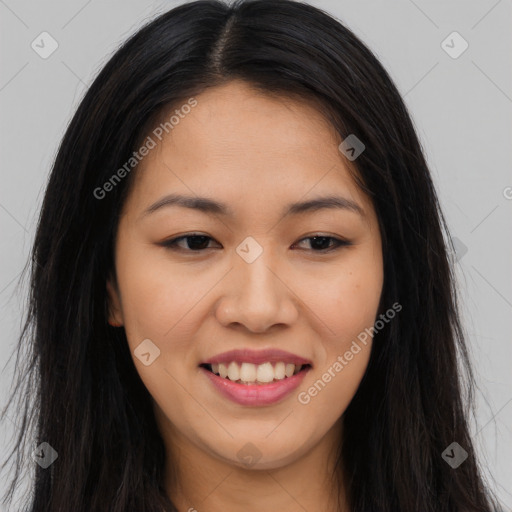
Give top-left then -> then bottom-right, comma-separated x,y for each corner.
327,275 -> 382,339
115,250 -> 203,417
295,250 -> 382,413
314,274 -> 378,367
303,249 -> 383,343
117,247 -> 207,341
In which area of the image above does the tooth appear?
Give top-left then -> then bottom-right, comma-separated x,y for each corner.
274,362 -> 285,380
284,363 -> 295,378
256,362 -> 275,383
215,361 -> 302,383
227,361 -> 240,381
240,362 -> 257,382
218,363 -> 228,379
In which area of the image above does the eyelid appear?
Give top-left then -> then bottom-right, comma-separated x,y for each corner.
293,234 -> 352,251
160,233 -> 219,251
160,233 -> 352,252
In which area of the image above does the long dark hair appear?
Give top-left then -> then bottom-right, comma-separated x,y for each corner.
1,0 -> 500,510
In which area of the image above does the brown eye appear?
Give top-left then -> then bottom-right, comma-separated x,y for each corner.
161,234 -> 221,251
160,234 -> 351,253
293,236 -> 351,252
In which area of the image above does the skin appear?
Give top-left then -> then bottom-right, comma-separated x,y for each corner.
107,80 -> 383,512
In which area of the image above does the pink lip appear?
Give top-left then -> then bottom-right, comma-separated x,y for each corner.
201,365 -> 311,406
201,348 -> 312,366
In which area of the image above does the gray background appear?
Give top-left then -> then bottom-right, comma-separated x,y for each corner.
1,0 -> 511,510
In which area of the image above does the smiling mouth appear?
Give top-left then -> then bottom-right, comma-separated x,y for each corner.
200,362 -> 312,386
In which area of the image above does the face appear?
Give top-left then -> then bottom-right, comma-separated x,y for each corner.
107,80 -> 383,473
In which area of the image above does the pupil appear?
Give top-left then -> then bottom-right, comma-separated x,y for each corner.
311,236 -> 330,250
188,236 -> 209,250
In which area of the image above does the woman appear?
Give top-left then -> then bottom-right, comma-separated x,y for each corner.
1,0 -> 501,510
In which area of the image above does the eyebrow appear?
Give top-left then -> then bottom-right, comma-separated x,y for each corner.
140,193 -> 365,219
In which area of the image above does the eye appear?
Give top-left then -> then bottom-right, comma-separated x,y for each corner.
160,234 -> 221,251
160,233 -> 351,253
293,235 -> 351,252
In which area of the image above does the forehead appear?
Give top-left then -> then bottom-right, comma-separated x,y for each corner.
125,80 -> 370,217
161,81 -> 340,167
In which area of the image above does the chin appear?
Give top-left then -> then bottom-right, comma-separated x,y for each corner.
207,435 -> 311,471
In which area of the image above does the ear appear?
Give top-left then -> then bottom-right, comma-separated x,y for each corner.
106,274 -> 124,327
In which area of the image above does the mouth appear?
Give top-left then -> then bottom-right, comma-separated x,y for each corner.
199,361 -> 312,385
199,349 -> 313,406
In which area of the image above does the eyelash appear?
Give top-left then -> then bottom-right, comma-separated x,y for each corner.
160,233 -> 351,253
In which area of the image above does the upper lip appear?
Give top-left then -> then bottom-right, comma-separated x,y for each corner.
201,348 -> 312,367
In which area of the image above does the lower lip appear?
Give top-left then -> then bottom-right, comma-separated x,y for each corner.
201,366 -> 310,406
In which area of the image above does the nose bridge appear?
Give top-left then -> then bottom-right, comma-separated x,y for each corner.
235,237 -> 281,305
216,236 -> 298,332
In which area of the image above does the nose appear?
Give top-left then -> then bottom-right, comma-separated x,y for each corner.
215,245 -> 299,334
